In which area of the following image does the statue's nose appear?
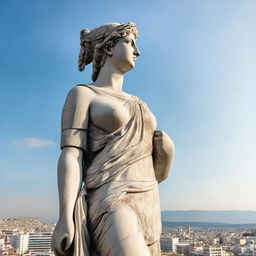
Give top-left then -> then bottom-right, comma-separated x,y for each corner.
134,43 -> 141,57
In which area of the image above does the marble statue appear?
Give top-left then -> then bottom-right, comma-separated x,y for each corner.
51,22 -> 175,256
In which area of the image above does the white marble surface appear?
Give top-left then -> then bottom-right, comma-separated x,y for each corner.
51,22 -> 174,256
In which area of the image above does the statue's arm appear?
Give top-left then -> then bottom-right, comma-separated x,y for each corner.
52,147 -> 83,256
58,146 -> 83,221
52,86 -> 91,256
152,130 -> 175,183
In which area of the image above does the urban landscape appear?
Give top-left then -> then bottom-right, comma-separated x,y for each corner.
0,217 -> 256,256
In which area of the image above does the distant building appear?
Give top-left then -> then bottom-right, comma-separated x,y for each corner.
28,232 -> 52,253
188,226 -> 191,236
1,230 -> 14,236
161,237 -> 179,252
212,238 -> 220,245
0,237 -> 5,251
236,238 -> 247,245
240,246 -> 247,254
243,232 -> 256,237
189,245 -> 204,256
11,233 -> 29,254
203,246 -> 224,256
177,243 -> 190,255
230,245 -> 256,255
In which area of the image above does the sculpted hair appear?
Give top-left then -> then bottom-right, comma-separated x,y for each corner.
78,22 -> 138,82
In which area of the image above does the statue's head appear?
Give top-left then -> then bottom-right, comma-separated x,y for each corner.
78,22 -> 140,81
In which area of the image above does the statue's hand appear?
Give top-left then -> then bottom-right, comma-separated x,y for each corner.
51,215 -> 75,256
153,130 -> 174,159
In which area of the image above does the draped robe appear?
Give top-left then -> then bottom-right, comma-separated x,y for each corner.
61,85 -> 161,256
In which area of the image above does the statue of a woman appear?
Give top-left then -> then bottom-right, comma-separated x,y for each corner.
51,22 -> 174,256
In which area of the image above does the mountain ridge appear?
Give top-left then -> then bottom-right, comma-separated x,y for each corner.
161,210 -> 256,224
162,221 -> 256,229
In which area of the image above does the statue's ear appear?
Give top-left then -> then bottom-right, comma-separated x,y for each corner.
103,43 -> 113,56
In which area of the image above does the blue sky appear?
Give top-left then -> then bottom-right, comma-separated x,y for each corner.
0,0 -> 256,222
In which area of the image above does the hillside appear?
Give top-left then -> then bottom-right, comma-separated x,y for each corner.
0,217 -> 54,232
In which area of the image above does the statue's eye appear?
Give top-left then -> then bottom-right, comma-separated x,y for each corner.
126,39 -> 133,45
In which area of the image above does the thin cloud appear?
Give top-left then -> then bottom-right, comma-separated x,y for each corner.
13,138 -> 55,148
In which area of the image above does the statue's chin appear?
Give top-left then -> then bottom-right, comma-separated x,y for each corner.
121,62 -> 135,73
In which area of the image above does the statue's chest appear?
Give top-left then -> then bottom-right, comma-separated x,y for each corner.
90,96 -> 131,133
90,94 -> 157,134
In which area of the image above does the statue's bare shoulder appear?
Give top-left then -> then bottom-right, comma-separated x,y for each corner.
64,85 -> 95,108
61,85 -> 96,131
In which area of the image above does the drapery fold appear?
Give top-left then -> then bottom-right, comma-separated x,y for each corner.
70,85 -> 160,255
73,189 -> 90,256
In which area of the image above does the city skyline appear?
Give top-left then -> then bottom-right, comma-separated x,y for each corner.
1,217 -> 256,255
0,0 -> 256,221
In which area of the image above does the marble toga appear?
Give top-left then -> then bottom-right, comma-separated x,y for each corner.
61,84 -> 161,256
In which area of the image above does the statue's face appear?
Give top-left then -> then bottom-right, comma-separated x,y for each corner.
110,33 -> 140,73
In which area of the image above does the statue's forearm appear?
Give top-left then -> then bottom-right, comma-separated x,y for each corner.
153,153 -> 174,183
152,131 -> 175,183
57,147 -> 83,219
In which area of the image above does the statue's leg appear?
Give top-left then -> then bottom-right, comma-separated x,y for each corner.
98,203 -> 150,256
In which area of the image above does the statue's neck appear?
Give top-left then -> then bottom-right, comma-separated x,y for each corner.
91,63 -> 124,92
